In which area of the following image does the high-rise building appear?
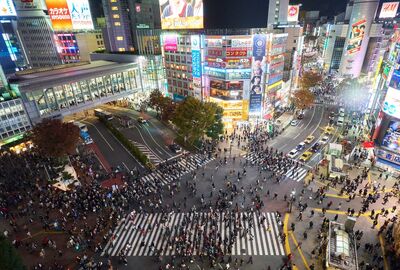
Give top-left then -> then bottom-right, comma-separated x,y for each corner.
75,32 -> 105,62
339,0 -> 380,77
14,0 -> 62,68
0,19 -> 27,75
267,0 -> 289,26
102,0 -> 134,52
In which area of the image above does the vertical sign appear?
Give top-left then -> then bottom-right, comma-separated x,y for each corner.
347,19 -> 366,54
191,35 -> 202,98
249,34 -> 266,115
287,5 -> 300,22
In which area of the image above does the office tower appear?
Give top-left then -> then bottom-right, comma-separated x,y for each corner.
267,0 -> 289,26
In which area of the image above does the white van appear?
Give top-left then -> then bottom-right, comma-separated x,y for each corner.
337,117 -> 344,127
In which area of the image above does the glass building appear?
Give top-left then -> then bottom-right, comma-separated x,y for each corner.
9,61 -> 144,124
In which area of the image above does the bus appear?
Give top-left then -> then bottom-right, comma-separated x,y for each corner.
94,109 -> 113,120
71,121 -> 88,132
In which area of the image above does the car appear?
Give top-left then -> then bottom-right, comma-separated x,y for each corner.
311,143 -> 320,152
299,151 -> 313,162
337,117 -> 344,126
287,149 -> 299,159
169,143 -> 182,153
137,117 -> 147,124
304,135 -> 315,144
297,113 -> 304,120
290,120 -> 299,126
296,142 -> 306,151
319,136 -> 329,144
329,111 -> 336,119
324,126 -> 335,135
339,108 -> 345,117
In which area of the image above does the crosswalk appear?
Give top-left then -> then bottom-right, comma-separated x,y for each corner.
243,152 -> 308,182
130,140 -> 162,165
141,154 -> 214,192
102,212 -> 285,257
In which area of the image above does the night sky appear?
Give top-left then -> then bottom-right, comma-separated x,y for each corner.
90,0 -> 350,29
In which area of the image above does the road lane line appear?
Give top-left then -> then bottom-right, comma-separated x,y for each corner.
82,120 -> 114,151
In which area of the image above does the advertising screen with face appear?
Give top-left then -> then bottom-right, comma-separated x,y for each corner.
159,0 -> 203,29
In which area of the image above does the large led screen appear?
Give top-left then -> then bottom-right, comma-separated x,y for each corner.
383,87 -> 400,119
159,0 -> 203,30
382,121 -> 400,154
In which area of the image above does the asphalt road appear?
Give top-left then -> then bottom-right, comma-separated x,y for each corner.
98,105 -> 178,165
268,104 -> 340,168
81,116 -> 145,171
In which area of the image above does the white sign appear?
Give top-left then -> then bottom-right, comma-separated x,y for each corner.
379,2 -> 399,18
0,0 -> 16,16
383,87 -> 400,119
288,5 -> 300,22
66,0 -> 94,30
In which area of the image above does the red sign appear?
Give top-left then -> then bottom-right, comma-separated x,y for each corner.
207,49 -> 223,57
362,141 -> 375,149
226,49 -> 247,57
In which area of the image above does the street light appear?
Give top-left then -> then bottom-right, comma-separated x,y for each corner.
289,189 -> 296,213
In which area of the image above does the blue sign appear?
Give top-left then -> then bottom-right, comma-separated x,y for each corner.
253,34 -> 266,58
249,93 -> 262,113
389,69 -> 400,89
192,50 -> 201,78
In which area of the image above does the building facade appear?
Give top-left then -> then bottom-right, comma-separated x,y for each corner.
267,0 -> 289,26
102,0 -> 134,52
75,32 -> 105,62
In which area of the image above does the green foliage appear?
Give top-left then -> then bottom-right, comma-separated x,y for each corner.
98,117 -> 152,169
206,105 -> 224,140
172,97 -> 224,145
30,119 -> 80,158
0,235 -> 26,270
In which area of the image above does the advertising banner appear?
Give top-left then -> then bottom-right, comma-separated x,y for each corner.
287,5 -> 300,22
252,34 -> 266,58
46,0 -> 73,30
377,148 -> 400,166
379,2 -> 399,18
383,87 -> 400,119
0,0 -> 16,16
191,50 -> 201,78
231,38 -> 252,48
382,121 -> 400,154
45,0 -> 93,30
160,0 -> 203,30
191,35 -> 200,50
14,0 -> 42,10
207,48 -> 223,57
249,57 -> 264,115
226,49 -> 248,57
163,35 -> 177,51
347,19 -> 366,55
67,0 -> 94,30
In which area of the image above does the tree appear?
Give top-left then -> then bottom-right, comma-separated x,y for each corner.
299,71 -> 323,90
149,89 -> 176,121
30,119 -> 80,158
206,104 -> 224,140
172,97 -> 223,144
0,235 -> 26,270
291,89 -> 315,110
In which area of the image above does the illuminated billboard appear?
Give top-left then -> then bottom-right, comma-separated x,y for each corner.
0,0 -> 16,16
347,19 -> 366,55
379,2 -> 399,18
287,5 -> 300,22
382,121 -> 400,154
383,87 -> 400,119
45,0 -> 94,30
160,0 -> 203,30
163,35 -> 177,51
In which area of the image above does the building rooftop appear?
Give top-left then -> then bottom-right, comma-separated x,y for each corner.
9,61 -> 138,91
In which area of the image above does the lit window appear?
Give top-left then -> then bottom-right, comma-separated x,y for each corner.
116,36 -> 124,40
118,48 -> 126,52
114,22 -> 121,26
112,6 -> 118,11
110,0 -> 117,2
113,14 -> 120,18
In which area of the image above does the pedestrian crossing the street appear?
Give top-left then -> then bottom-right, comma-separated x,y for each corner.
102,212 -> 285,257
141,154 -> 214,192
243,152 -> 308,182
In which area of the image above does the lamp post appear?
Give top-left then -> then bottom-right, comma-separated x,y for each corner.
289,189 -> 296,213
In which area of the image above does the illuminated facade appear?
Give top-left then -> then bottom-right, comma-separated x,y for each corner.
56,33 -> 80,64
10,61 -> 144,124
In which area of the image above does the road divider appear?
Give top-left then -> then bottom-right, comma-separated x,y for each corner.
98,117 -> 153,169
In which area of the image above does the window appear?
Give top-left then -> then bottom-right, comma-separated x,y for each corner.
113,14 -> 120,19
111,6 -> 118,11
118,48 -> 126,52
116,36 -> 124,41
110,0 -> 117,2
114,22 -> 121,26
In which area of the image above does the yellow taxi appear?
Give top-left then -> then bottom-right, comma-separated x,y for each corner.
324,126 -> 335,135
304,135 -> 315,144
299,151 -> 313,162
